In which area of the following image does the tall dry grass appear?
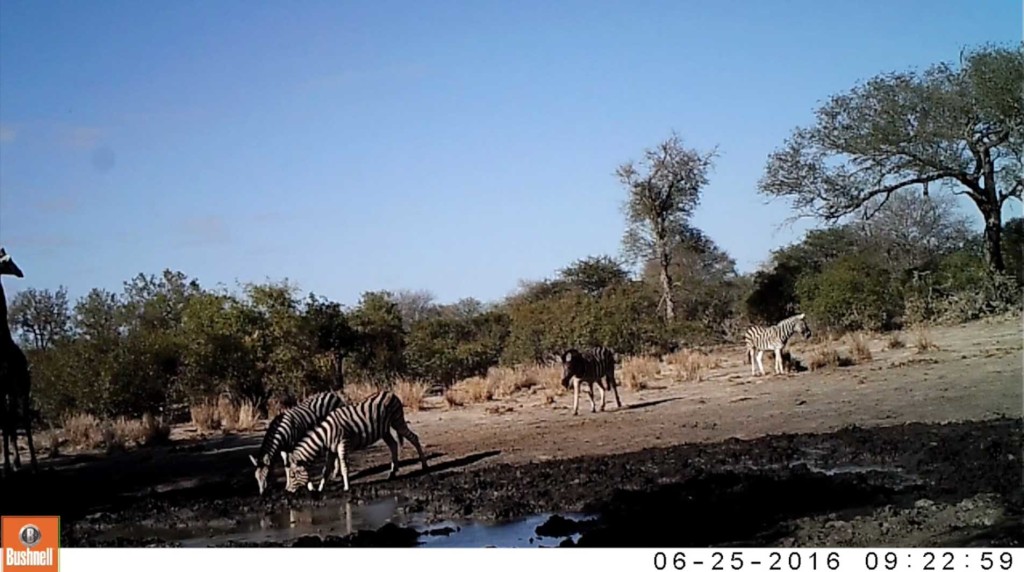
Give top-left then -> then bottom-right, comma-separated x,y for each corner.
618,356 -> 659,390
190,395 -> 260,433
886,331 -> 906,349
343,381 -> 382,404
444,364 -> 563,407
59,412 -> 171,452
664,348 -> 719,382
914,327 -> 940,353
846,332 -> 874,363
393,379 -> 430,411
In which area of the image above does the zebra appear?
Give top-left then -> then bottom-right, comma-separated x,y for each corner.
283,390 -> 428,493
743,313 -> 812,377
560,346 -> 622,416
248,390 -> 346,495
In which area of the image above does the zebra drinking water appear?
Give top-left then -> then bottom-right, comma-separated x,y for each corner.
283,390 -> 428,493
248,390 -> 345,495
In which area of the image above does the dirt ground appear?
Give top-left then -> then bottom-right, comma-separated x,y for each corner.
2,316 -> 1021,548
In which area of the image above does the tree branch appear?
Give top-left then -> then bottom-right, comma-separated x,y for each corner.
826,171 -> 961,221
1001,178 -> 1023,205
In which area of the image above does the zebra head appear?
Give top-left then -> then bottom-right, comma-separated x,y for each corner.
793,313 -> 812,340
249,454 -> 271,496
559,349 -> 581,388
0,248 -> 24,278
283,456 -> 311,494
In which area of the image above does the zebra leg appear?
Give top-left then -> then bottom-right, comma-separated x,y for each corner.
607,370 -> 622,408
572,379 -> 580,415
749,348 -> 757,376
382,431 -> 400,480
394,423 -> 428,471
336,443 -> 350,492
587,382 -> 597,413
774,348 -> 784,375
756,350 -> 766,376
597,383 -> 606,412
319,449 -> 336,491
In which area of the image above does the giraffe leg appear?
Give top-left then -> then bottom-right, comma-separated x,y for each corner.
9,420 -> 20,470
1,421 -> 10,477
21,398 -> 37,472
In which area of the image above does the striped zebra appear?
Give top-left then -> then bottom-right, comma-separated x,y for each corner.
247,390 -> 346,495
743,313 -> 812,376
560,346 -> 622,416
283,390 -> 428,493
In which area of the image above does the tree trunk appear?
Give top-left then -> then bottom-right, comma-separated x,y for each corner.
658,246 -> 675,321
979,148 -> 1006,274
332,351 -> 346,393
982,207 -> 1005,274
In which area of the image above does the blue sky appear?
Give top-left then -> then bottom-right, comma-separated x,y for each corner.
1,1 -> 1021,307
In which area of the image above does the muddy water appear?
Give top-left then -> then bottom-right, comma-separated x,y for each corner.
90,495 -> 587,547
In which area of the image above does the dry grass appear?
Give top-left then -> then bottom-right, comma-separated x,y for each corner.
192,396 -> 261,433
664,349 -> 719,382
266,396 -> 287,420
234,399 -> 261,432
393,379 -> 430,411
445,376 -> 494,406
343,381 -> 382,404
886,332 -> 906,349
914,327 -> 940,353
847,332 -> 874,363
190,400 -> 221,432
619,356 -> 659,390
444,364 -> 563,408
806,343 -> 855,371
59,412 -> 170,452
62,413 -> 105,449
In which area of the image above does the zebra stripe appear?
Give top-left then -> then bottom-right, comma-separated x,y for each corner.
284,390 -> 428,493
560,346 -> 622,415
743,313 -> 812,376
248,390 -> 345,495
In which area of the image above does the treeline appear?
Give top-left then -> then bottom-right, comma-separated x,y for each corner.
8,201 -> 1021,424
8,42 -> 1023,427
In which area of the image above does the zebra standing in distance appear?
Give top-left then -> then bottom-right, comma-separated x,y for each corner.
560,346 -> 622,416
283,390 -> 428,494
248,390 -> 346,495
743,313 -> 812,377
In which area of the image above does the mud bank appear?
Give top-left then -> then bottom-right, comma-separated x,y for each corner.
55,417 -> 1021,548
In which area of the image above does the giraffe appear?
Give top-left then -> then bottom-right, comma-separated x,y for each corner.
0,247 -> 38,476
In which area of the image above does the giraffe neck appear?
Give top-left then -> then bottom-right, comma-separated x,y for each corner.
0,276 -> 12,344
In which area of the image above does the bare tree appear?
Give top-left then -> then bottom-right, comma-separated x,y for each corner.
618,133 -> 718,321
392,289 -> 438,328
758,43 -> 1023,273
854,190 -> 974,270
